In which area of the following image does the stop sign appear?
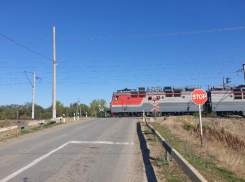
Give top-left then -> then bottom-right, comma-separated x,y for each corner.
191,89 -> 207,105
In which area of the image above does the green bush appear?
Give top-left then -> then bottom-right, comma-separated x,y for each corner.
0,119 -> 10,127
182,122 -> 195,131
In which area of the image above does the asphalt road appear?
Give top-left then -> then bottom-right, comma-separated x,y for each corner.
0,118 -> 147,182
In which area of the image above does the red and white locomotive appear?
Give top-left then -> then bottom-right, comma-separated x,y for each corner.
110,86 -> 199,116
110,85 -> 245,116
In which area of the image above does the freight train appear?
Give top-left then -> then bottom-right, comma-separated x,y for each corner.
110,85 -> 245,116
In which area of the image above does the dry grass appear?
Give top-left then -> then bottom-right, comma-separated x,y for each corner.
141,122 -> 190,182
153,116 -> 245,180
194,124 -> 245,150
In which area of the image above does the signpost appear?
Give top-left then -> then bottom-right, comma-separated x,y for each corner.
191,89 -> 207,148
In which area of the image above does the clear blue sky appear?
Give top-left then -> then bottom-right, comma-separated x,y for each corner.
0,0 -> 245,108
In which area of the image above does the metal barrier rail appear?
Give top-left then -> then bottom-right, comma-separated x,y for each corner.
0,117 -> 62,133
145,120 -> 207,182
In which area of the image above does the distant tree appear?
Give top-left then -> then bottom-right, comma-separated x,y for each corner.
62,107 -> 70,117
56,101 -> 64,117
90,99 -> 99,117
80,104 -> 90,116
35,104 -> 45,119
69,102 -> 77,117
89,99 -> 108,117
0,99 -> 108,119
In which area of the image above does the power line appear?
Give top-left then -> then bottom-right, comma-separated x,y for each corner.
0,90 -> 32,93
0,26 -> 244,42
0,46 -> 244,62
0,77 -> 236,85
0,60 -> 242,70
0,33 -> 52,61
23,70 -> 34,88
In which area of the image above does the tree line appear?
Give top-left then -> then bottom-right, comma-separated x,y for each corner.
0,99 -> 109,120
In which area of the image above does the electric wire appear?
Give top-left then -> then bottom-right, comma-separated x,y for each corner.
0,26 -> 244,41
0,33 -> 52,61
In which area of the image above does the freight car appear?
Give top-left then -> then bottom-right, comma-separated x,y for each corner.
110,85 -> 245,117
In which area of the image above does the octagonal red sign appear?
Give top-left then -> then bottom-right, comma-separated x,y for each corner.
191,89 -> 207,105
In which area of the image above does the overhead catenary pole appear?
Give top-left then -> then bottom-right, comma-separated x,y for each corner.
243,64 -> 245,84
76,99 -> 81,117
31,72 -> 35,119
23,70 -> 36,119
223,77 -> 225,88
79,99 -> 81,117
52,26 -> 57,119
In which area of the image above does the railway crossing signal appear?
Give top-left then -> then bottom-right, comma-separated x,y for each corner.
191,89 -> 207,148
149,97 -> 160,119
150,102 -> 160,112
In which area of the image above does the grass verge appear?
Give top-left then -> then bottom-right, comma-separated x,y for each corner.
149,122 -> 245,182
0,121 -> 64,142
142,123 -> 189,182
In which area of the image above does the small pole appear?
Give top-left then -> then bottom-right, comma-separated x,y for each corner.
80,105 -> 81,117
76,99 -> 79,118
223,77 -> 225,88
74,113 -> 75,121
63,114 -> 66,123
198,104 -> 204,148
17,110 -> 18,119
142,110 -> 145,122
86,112 -> 87,118
154,100 -> 156,120
77,113 -> 79,120
165,149 -> 169,162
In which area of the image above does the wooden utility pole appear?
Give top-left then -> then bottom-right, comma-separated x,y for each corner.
52,26 -> 57,119
31,72 -> 35,119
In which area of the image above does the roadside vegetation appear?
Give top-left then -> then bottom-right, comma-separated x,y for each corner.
0,99 -> 109,120
146,116 -> 245,182
0,121 -> 63,142
142,123 -> 190,182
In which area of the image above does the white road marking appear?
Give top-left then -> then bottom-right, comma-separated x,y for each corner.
0,142 -> 69,182
0,141 -> 133,182
69,141 -> 134,145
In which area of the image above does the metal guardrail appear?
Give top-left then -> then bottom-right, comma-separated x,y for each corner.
0,117 -> 62,133
145,119 -> 207,182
